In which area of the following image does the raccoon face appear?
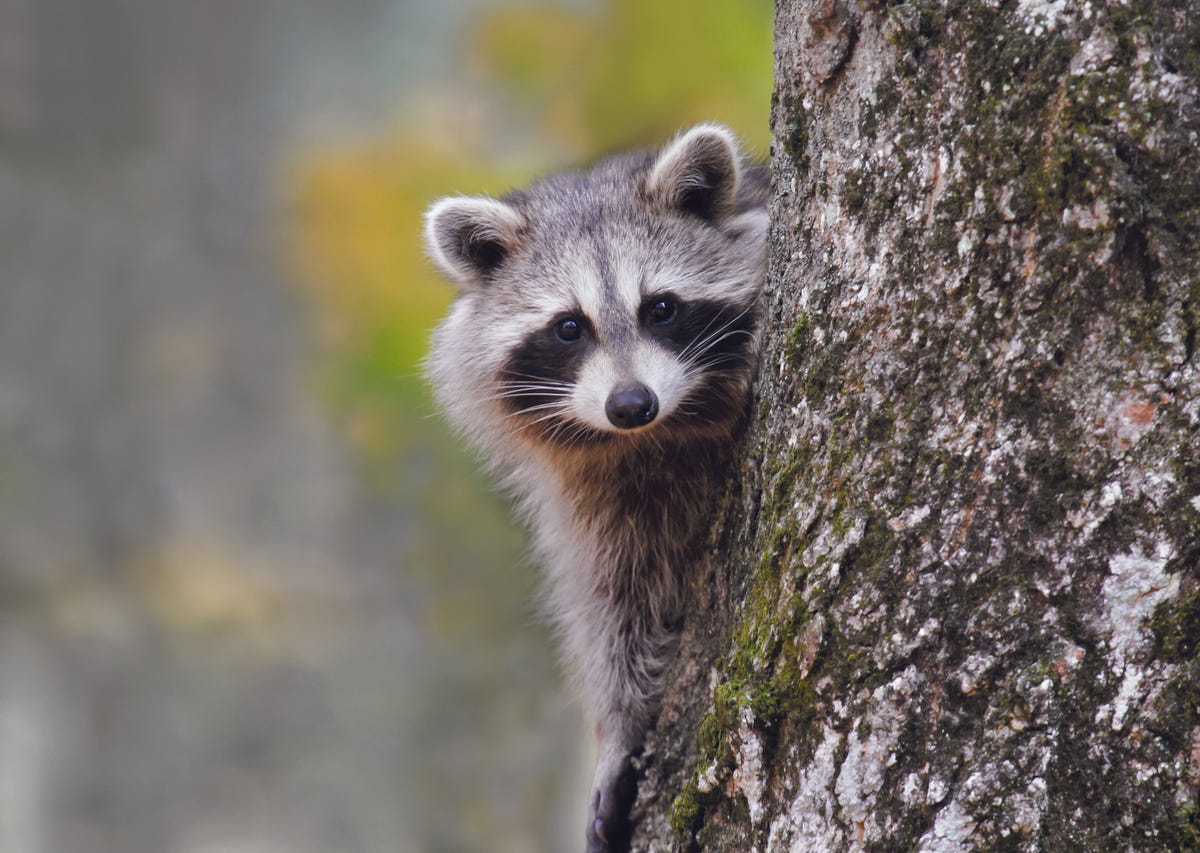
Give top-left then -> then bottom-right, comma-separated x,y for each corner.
493,279 -> 758,445
425,124 -> 767,452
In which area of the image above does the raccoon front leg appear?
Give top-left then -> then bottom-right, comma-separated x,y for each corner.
579,604 -> 678,853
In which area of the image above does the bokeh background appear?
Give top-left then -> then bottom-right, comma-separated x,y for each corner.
0,1 -> 771,851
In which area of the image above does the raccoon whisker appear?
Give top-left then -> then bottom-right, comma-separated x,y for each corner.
489,383 -> 576,402
523,409 -> 575,431
504,402 -> 573,422
498,378 -> 574,388
492,387 -> 574,401
678,362 -> 727,384
679,311 -> 753,363
692,353 -> 755,372
532,423 -> 571,443
492,395 -> 571,407
559,418 -> 609,450
562,428 -> 595,452
516,420 -> 571,444
559,431 -> 585,451
652,429 -> 672,458
689,304 -> 752,343
532,406 -> 573,422
501,371 -> 577,387
495,380 -> 575,392
671,396 -> 724,426
682,350 -> 756,376
540,412 -> 596,445
702,328 -> 756,349
504,370 -> 572,381
681,338 -> 744,369
496,385 -> 575,395
552,421 -> 595,452
679,307 -> 734,358
494,400 -> 568,419
674,381 -> 743,417
704,346 -> 756,359
507,409 -> 575,440
487,387 -> 573,403
682,322 -> 755,362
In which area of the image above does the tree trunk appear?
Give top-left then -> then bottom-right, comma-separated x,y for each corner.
631,0 -> 1200,849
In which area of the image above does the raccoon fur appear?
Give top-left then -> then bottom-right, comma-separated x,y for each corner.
423,123 -> 768,853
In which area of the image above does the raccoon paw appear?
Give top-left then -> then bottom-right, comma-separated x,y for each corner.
584,763 -> 637,853
585,801 -> 627,853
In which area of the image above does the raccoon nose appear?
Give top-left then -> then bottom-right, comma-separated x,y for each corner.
605,383 -> 659,430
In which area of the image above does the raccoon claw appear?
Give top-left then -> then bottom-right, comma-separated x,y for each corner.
585,766 -> 636,853
586,813 -> 624,853
585,790 -> 610,852
586,816 -> 609,853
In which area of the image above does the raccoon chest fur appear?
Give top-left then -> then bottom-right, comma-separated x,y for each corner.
537,439 -> 729,615
423,123 -> 767,853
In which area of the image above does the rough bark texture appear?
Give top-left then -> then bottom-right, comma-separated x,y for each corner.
630,0 -> 1200,850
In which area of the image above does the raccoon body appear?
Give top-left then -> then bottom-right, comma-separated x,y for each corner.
424,124 -> 768,853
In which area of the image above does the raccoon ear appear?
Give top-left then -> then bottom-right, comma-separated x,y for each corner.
645,123 -> 742,223
424,196 -> 526,287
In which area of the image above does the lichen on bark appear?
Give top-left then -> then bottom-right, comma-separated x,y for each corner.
631,0 -> 1200,850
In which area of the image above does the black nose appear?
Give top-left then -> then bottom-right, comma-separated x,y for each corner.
605,383 -> 659,430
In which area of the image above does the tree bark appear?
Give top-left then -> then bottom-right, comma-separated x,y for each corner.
631,0 -> 1200,849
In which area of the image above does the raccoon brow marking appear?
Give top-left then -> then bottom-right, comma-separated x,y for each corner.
589,234 -> 641,345
592,229 -> 617,305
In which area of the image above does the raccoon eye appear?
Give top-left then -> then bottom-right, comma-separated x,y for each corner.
646,298 -> 678,326
554,317 -> 583,343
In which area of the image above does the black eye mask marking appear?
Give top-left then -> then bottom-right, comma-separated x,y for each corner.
644,297 -> 755,370
500,316 -> 593,415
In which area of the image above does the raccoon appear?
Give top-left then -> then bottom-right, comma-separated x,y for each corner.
423,123 -> 768,852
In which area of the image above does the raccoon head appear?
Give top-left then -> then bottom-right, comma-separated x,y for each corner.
424,124 -> 767,455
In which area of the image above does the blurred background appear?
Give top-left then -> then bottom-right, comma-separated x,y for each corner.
0,1 -> 770,851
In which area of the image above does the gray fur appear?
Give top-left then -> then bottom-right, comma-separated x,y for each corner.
423,124 -> 768,852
